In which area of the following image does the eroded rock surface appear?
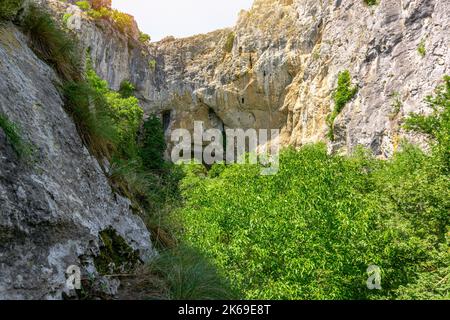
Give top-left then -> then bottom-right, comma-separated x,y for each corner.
0,24 -> 153,300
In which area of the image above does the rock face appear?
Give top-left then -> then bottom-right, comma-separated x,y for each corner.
148,0 -> 449,157
51,0 -> 450,156
0,24 -> 153,299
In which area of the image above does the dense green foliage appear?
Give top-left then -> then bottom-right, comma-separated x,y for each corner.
0,0 -> 23,21
118,80 -> 136,98
176,77 -> 450,299
140,115 -> 166,171
404,75 -> 450,171
327,70 -> 358,140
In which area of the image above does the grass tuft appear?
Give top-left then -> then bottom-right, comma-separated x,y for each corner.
21,5 -> 82,82
0,113 -> 33,160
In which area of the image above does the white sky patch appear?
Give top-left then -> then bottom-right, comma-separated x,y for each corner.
112,0 -> 254,42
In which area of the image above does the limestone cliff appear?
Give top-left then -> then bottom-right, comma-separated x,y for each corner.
0,17 -> 153,299
56,0 -> 450,156
150,0 -> 449,157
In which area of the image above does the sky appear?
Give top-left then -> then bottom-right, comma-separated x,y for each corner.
112,0 -> 254,42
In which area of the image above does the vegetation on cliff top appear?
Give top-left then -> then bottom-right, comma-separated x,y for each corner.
74,0 -> 140,38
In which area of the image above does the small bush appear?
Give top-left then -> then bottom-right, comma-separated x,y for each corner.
63,80 -> 118,159
223,31 -> 235,53
0,0 -> 23,21
84,63 -> 143,158
62,13 -> 73,26
118,80 -> 135,98
87,7 -> 111,20
417,39 -> 426,57
75,1 -> 91,11
364,0 -> 378,6
139,32 -> 151,44
21,5 -> 82,82
327,70 -> 358,140
148,59 -> 157,71
111,10 -> 134,35
404,75 -> 450,172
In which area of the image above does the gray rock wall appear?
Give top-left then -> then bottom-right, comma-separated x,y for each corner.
0,23 -> 153,300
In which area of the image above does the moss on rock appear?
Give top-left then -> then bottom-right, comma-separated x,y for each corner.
94,228 -> 141,275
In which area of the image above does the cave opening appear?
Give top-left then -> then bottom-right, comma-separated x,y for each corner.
162,110 -> 171,133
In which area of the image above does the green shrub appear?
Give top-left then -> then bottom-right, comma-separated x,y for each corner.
63,80 -> 119,159
148,59 -> 157,71
62,13 -> 73,26
87,7 -> 135,37
0,0 -> 23,21
80,63 -> 143,159
364,0 -> 378,6
111,9 -> 134,34
21,5 -> 82,82
404,75 -> 450,173
118,80 -> 135,98
327,70 -> 358,140
75,1 -> 91,11
87,7 -> 111,20
223,31 -> 235,53
139,32 -> 151,44
417,39 -> 426,57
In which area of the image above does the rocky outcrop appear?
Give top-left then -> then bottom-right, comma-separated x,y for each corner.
149,0 -> 449,157
0,23 -> 153,299
48,0 -> 449,157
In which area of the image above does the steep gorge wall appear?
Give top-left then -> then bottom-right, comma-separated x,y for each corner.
0,18 -> 153,299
